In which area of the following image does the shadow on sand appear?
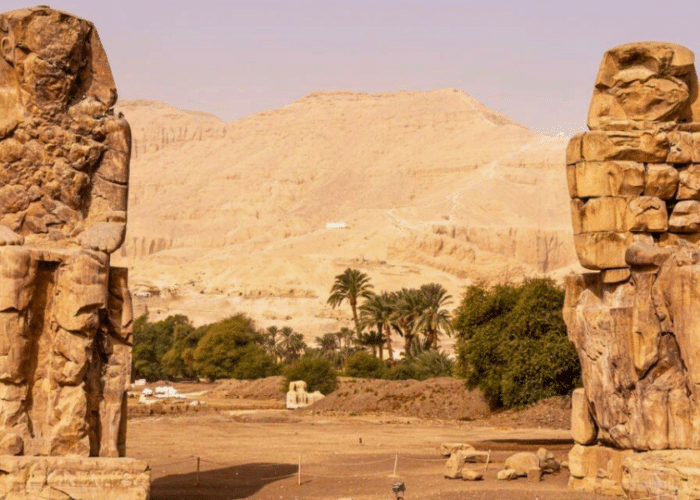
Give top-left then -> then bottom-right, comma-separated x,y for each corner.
150,462 -> 298,500
476,438 -> 574,451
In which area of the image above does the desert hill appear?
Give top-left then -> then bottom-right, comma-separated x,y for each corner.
114,89 -> 579,344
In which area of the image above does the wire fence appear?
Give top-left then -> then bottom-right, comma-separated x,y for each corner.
147,450 -> 492,486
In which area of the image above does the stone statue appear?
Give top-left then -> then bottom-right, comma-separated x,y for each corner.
0,6 -> 148,499
565,42 -> 700,498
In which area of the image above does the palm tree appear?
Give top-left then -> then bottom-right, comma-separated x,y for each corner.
327,268 -> 374,335
278,327 -> 307,364
316,332 -> 342,368
414,283 -> 453,348
263,326 -> 281,362
358,329 -> 385,360
360,292 -> 396,367
392,288 -> 424,354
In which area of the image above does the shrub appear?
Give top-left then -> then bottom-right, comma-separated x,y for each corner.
453,278 -> 581,408
133,314 -> 194,381
192,314 -> 278,381
344,350 -> 388,379
283,354 -> 338,394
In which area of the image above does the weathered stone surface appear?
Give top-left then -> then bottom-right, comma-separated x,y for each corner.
669,200 -> 700,232
460,467 -> 483,481
496,469 -> 518,481
0,10 -> 147,497
644,164 -> 679,199
504,452 -> 540,477
444,451 -> 466,479
668,131 -> 695,163
573,231 -> 632,269
0,456 -> 150,500
588,42 -> 697,130
571,389 -> 597,445
568,444 -> 633,497
677,165 -> 700,200
622,451 -> 700,500
627,196 -> 668,232
527,467 -> 543,482
440,442 -> 474,457
581,130 -> 669,163
568,161 -> 645,198
601,268 -> 631,284
566,133 -> 583,165
537,448 -> 560,472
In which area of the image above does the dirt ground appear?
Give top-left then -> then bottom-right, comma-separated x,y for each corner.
127,378 -> 603,500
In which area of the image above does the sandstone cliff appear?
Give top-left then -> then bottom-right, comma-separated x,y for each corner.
115,89 -> 579,338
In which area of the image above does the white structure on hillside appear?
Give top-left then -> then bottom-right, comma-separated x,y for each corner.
325,222 -> 348,229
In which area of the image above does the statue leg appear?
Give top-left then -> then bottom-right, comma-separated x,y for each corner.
0,247 -> 36,455
49,250 -> 108,456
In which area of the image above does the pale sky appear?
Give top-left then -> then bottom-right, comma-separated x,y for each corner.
4,1 -> 699,136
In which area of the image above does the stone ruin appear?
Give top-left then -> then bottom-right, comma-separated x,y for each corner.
286,380 -> 325,409
565,42 -> 700,498
0,6 -> 149,499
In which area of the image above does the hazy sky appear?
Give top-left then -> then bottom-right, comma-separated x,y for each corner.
4,1 -> 699,136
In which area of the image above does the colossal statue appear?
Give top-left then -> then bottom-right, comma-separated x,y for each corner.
565,42 -> 700,498
0,6 -> 148,499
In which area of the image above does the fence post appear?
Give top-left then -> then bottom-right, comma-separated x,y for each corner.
392,453 -> 398,477
196,457 -> 200,486
485,450 -> 491,471
298,454 -> 301,485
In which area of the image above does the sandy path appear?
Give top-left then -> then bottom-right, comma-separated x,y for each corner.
127,410 -> 606,500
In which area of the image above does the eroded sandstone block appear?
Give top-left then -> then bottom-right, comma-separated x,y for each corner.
644,164 -> 679,199
0,456 -> 150,500
568,161 -> 645,198
669,200 -> 700,232
571,389 -> 597,445
622,451 -> 700,500
568,444 -> 633,497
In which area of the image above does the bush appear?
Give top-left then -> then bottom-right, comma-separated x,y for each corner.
344,351 -> 388,379
133,315 -> 194,381
284,354 -> 338,394
453,278 -> 581,408
192,314 -> 279,381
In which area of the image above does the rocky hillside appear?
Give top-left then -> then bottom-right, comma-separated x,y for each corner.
114,89 -> 579,341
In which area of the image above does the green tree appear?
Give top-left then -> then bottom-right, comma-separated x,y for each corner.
453,278 -> 581,408
327,268 -> 374,335
284,354 -> 338,394
192,314 -> 278,380
392,288 -> 424,353
345,350 -> 388,379
133,314 -> 193,381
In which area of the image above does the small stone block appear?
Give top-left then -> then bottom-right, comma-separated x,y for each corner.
667,131 -> 694,163
644,164 -> 679,199
601,268 -> 631,284
573,232 -> 632,270
566,133 -> 584,165
571,388 -> 597,445
677,165 -> 700,200
497,469 -> 518,481
670,201 -> 700,233
627,196 -> 668,232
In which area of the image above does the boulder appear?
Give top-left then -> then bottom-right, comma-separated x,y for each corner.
504,452 -> 540,477
677,165 -> 700,200
461,468 -> 483,481
444,451 -> 465,479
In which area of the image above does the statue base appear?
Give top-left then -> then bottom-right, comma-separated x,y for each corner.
0,456 -> 150,500
568,444 -> 632,497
